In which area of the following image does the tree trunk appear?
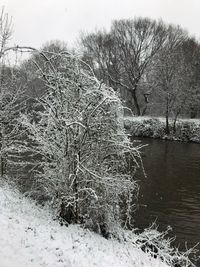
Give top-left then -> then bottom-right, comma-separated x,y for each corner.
165,96 -> 170,134
165,115 -> 170,134
131,89 -> 141,116
73,151 -> 80,224
0,156 -> 4,177
173,112 -> 180,133
0,132 -> 4,177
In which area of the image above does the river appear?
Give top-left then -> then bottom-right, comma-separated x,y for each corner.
134,138 -> 200,251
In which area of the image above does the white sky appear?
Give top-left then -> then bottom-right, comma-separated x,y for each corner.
2,0 -> 200,50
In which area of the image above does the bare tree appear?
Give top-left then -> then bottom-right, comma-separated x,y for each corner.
148,25 -> 191,133
181,38 -> 200,119
0,7 -> 12,59
0,6 -> 13,176
81,18 -> 167,115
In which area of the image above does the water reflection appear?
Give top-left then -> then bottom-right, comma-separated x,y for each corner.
134,138 -> 200,250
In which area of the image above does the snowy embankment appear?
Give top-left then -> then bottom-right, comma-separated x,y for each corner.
0,182 -> 169,267
124,116 -> 200,143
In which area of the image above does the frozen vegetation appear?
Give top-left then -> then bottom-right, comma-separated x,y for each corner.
0,181 -> 170,267
0,180 -> 198,267
0,49 -> 197,267
0,12 -> 198,267
124,116 -> 200,143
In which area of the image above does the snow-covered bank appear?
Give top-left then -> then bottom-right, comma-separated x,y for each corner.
124,116 -> 200,143
0,182 -> 169,267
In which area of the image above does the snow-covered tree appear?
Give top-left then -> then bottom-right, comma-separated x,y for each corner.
0,68 -> 26,176
10,50 -> 141,234
0,7 -> 26,177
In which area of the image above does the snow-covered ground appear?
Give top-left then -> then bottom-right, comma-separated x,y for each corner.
124,115 -> 200,124
124,115 -> 200,143
0,181 -> 169,267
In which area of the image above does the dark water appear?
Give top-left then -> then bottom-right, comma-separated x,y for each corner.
134,138 -> 200,250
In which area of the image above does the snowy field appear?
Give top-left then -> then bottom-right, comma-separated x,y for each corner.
0,182 -> 169,267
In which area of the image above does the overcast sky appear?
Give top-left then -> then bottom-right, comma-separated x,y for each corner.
2,0 -> 200,49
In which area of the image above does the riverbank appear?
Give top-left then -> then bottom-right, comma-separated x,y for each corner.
0,180 -> 170,267
124,116 -> 200,143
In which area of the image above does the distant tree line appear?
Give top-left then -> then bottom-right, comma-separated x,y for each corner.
80,17 -> 200,129
1,16 -> 200,136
